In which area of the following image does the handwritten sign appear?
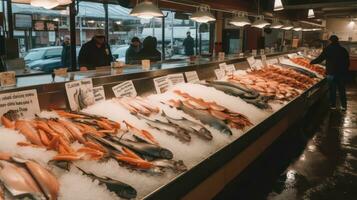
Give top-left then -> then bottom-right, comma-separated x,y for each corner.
225,64 -> 236,75
0,71 -> 16,87
261,55 -> 267,67
65,78 -> 95,111
153,76 -> 169,94
167,73 -> 185,86
214,69 -> 225,80
0,89 -> 40,118
93,86 -> 106,102
185,71 -> 200,83
112,81 -> 137,98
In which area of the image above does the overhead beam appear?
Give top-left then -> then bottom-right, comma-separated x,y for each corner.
283,1 -> 357,10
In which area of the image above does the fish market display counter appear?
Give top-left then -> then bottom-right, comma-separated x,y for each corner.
0,52 -> 327,200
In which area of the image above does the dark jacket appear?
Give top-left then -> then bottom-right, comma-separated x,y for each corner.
310,43 -> 350,76
61,43 -> 71,68
78,39 -> 114,70
125,44 -> 141,64
183,36 -> 194,56
138,36 -> 161,62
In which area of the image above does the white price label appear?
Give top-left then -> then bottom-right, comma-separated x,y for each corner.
266,58 -> 279,65
247,56 -> 255,67
184,71 -> 200,83
219,63 -> 227,71
225,64 -> 236,74
287,53 -> 298,59
0,71 -> 16,87
0,89 -> 40,118
261,55 -> 267,67
167,73 -> 185,86
254,59 -> 263,69
214,69 -> 225,80
65,78 -> 95,111
278,56 -> 285,63
252,49 -> 257,56
260,49 -> 265,55
93,86 -> 106,102
112,80 -> 137,98
153,76 -> 170,94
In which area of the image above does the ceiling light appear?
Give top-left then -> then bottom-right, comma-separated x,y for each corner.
270,18 -> 283,29
308,9 -> 315,18
129,1 -> 164,19
312,28 -> 322,31
281,20 -> 294,30
230,11 -> 250,27
274,0 -> 284,11
293,27 -> 302,31
251,15 -> 270,28
191,5 -> 216,23
115,21 -> 122,25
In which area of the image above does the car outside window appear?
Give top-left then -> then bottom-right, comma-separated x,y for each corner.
45,48 -> 63,59
24,49 -> 45,61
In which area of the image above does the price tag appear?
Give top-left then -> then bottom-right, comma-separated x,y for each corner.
225,64 -> 236,74
287,53 -> 298,59
278,56 -> 285,63
93,86 -> 106,102
252,49 -> 257,56
167,73 -> 185,86
65,78 -> 95,111
153,76 -> 169,94
141,59 -> 151,71
214,69 -> 225,80
260,49 -> 265,55
112,80 -> 137,98
266,58 -> 279,65
53,68 -> 68,77
0,89 -> 40,118
261,55 -> 267,67
218,52 -> 225,61
185,71 -> 200,83
247,56 -> 255,67
219,63 -> 227,71
0,71 -> 16,87
254,59 -> 263,69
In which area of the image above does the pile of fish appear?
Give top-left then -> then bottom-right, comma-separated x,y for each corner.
290,57 -> 326,76
247,66 -> 316,90
0,152 -> 59,200
201,80 -> 271,109
230,74 -> 300,101
115,96 -> 213,142
165,90 -> 252,135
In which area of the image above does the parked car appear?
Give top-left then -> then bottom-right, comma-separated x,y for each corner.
25,46 -> 80,73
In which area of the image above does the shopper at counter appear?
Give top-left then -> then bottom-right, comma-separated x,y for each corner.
125,37 -> 141,64
183,32 -> 194,56
78,29 -> 114,71
310,35 -> 349,111
138,36 -> 161,62
61,36 -> 71,68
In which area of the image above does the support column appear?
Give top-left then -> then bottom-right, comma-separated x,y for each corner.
103,2 -> 109,40
214,11 -> 223,54
69,0 -> 77,71
161,16 -> 165,61
6,0 -> 13,38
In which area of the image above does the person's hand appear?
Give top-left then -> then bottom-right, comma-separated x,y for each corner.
80,66 -> 88,71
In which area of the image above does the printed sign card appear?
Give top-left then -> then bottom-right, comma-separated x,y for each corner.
0,89 -> 40,118
0,71 -> 16,87
112,80 -> 137,98
184,71 -> 200,83
93,86 -> 106,102
167,73 -> 185,86
153,76 -> 170,94
65,78 -> 95,111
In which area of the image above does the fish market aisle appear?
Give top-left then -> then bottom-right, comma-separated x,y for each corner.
215,84 -> 357,200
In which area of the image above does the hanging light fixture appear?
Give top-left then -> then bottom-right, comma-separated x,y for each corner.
252,15 -> 270,28
308,9 -> 315,18
191,5 -> 216,23
274,0 -> 284,11
270,18 -> 283,28
281,20 -> 294,30
130,1 -> 164,19
230,11 -> 251,27
293,26 -> 302,31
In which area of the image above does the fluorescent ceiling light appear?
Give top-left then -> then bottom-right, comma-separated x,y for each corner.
251,15 -> 270,28
230,11 -> 250,27
274,0 -> 284,11
270,18 -> 283,29
281,20 -> 294,30
130,1 -> 164,19
191,5 -> 216,23
308,9 -> 315,18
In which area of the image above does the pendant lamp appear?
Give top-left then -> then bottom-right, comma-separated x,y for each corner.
130,1 -> 164,19
274,0 -> 284,11
308,9 -> 315,18
230,11 -> 250,27
252,15 -> 270,28
191,5 -> 216,23
270,18 -> 283,29
281,20 -> 294,30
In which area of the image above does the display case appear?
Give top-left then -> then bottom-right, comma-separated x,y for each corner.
0,52 -> 327,200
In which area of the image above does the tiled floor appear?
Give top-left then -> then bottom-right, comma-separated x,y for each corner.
215,84 -> 357,200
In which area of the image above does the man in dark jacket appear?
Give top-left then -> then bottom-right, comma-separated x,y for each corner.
78,29 -> 113,71
138,36 -> 161,62
183,32 -> 194,56
125,37 -> 141,64
61,36 -> 71,69
310,35 -> 349,111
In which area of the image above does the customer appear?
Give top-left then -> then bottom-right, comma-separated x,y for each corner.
183,31 -> 194,56
310,35 -> 349,111
125,37 -> 141,64
139,36 -> 161,62
78,29 -> 113,71
61,35 -> 71,68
